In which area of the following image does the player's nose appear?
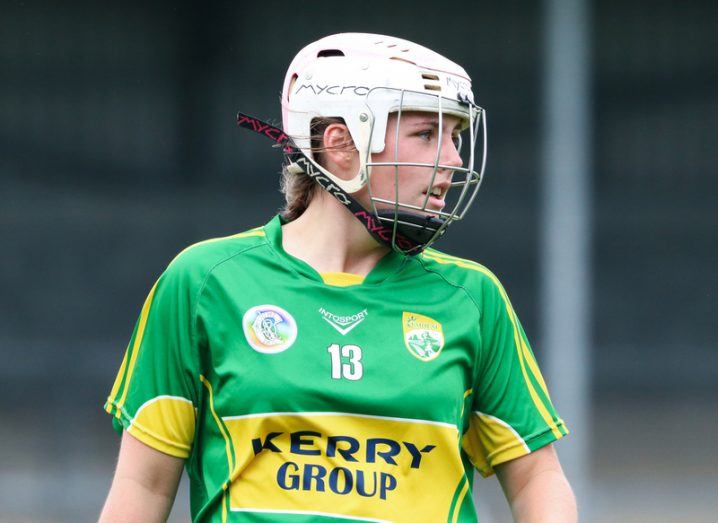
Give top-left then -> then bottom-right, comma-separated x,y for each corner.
440,135 -> 463,170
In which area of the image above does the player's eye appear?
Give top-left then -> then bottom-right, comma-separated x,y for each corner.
452,134 -> 462,151
417,129 -> 434,141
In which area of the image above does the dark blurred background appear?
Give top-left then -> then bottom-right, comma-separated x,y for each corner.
1,1 -> 716,522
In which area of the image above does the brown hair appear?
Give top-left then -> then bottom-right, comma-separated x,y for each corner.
279,116 -> 349,221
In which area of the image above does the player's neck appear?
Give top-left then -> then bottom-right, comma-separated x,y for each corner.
281,192 -> 391,277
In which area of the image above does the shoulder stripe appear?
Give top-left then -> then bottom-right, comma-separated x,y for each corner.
170,228 -> 266,265
421,250 -> 489,273
107,229 -> 266,420
110,280 -> 159,417
106,341 -> 131,414
422,251 -> 562,439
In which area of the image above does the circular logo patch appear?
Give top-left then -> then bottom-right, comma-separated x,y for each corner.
242,304 -> 297,354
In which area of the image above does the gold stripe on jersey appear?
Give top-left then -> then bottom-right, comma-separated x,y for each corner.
320,272 -> 366,287
422,251 -> 553,397
106,341 -> 130,414
107,228 -> 267,419
201,375 -> 234,523
169,228 -> 266,265
450,477 -> 470,523
126,395 -> 196,458
421,251 -> 563,440
220,412 -> 463,523
111,280 -> 159,417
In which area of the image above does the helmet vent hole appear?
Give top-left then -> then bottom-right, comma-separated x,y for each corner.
425,84 -> 442,92
390,56 -> 417,65
287,74 -> 298,102
317,49 -> 345,58
422,73 -> 440,81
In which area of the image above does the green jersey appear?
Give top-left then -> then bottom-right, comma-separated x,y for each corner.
105,215 -> 568,523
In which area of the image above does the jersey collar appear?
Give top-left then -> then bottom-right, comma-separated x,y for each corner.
264,215 -> 408,286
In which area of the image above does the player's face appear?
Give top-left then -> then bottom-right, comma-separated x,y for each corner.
364,112 -> 464,215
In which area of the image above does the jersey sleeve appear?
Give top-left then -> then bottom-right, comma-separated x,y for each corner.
104,257 -> 202,459
462,274 -> 568,477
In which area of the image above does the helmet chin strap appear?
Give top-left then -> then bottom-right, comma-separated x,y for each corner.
237,111 -> 442,255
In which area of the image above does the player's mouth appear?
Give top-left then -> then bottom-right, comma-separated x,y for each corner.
422,183 -> 449,211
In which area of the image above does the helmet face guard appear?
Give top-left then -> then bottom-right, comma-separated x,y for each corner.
361,87 -> 487,254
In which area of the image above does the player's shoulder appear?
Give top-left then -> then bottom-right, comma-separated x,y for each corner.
418,247 -> 507,298
163,224 -> 269,281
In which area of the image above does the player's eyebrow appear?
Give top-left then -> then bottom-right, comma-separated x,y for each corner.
407,118 -> 462,132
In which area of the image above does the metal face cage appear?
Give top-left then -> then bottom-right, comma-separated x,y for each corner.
362,88 -> 487,254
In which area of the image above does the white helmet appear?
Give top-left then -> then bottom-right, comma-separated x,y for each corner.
281,33 -> 487,254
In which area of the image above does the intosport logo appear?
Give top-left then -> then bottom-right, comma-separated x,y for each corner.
242,304 -> 297,354
318,307 -> 368,335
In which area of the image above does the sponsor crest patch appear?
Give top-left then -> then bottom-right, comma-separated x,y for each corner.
242,304 -> 297,354
402,312 -> 445,361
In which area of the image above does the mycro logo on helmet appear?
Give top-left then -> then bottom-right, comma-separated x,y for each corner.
242,304 -> 297,353
295,84 -> 370,96
446,76 -> 473,101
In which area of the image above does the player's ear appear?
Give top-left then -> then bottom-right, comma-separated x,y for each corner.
322,123 -> 358,177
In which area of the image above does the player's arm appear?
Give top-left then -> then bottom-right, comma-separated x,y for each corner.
99,431 -> 184,523
495,444 -> 577,523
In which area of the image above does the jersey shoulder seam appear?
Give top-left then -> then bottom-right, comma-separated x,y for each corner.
415,255 -> 482,316
191,240 -> 270,323
420,249 -> 506,296
416,251 -> 489,383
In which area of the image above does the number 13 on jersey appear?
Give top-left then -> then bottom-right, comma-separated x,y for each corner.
327,343 -> 363,381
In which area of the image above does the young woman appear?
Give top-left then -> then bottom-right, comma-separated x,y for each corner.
100,33 -> 576,523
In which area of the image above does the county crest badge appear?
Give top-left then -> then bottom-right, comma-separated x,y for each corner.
402,311 -> 445,361
242,304 -> 297,354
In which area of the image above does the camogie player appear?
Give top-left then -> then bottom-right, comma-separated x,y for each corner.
100,33 -> 576,522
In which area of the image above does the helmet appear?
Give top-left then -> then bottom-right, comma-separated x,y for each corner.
281,33 -> 487,254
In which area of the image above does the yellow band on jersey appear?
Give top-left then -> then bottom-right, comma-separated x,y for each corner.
220,412 -> 463,523
461,411 -> 531,477
126,395 -> 196,458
